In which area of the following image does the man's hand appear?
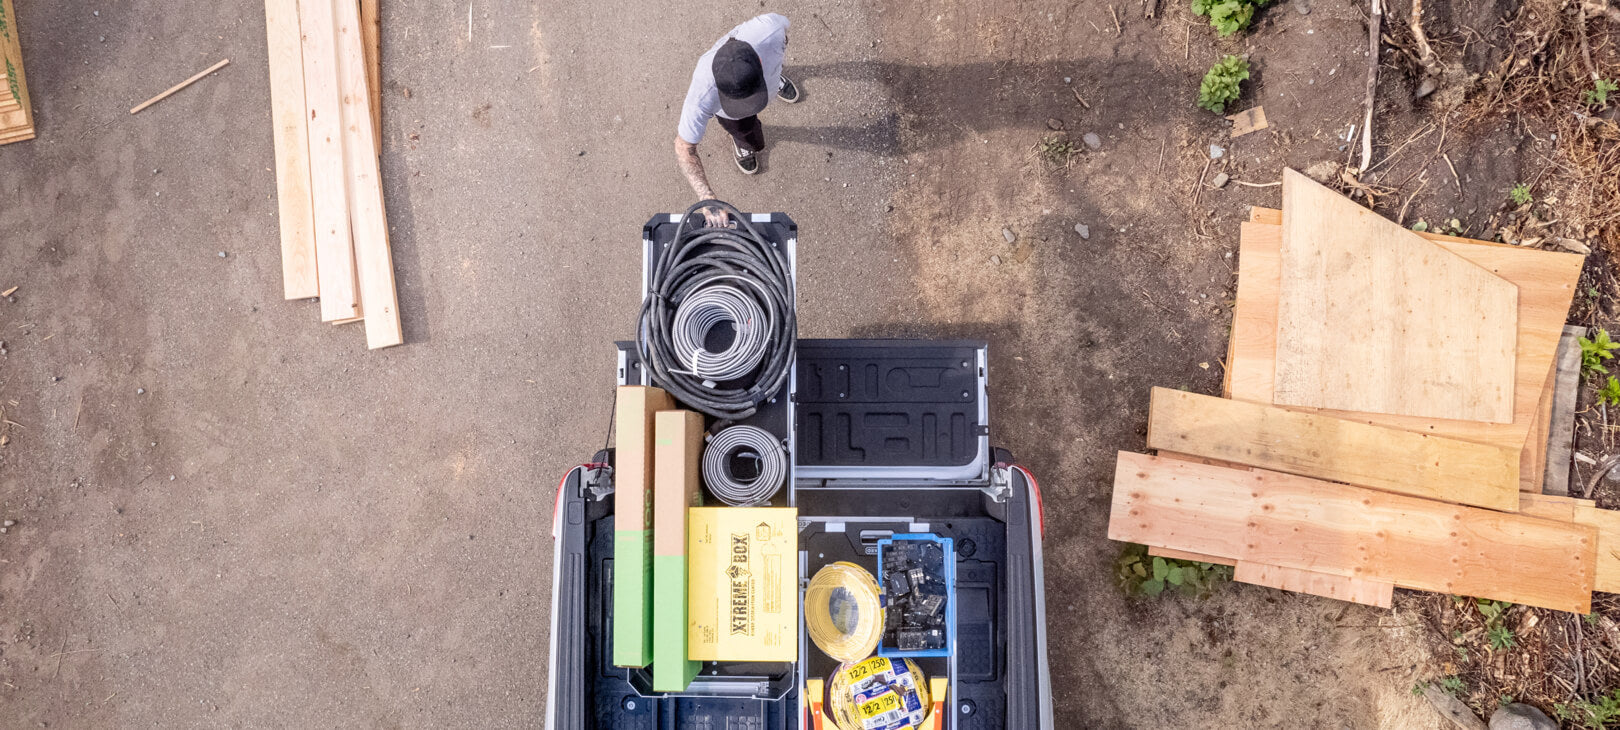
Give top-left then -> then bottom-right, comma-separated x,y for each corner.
698,205 -> 731,228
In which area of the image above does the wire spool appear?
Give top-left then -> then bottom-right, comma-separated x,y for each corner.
638,199 -> 796,420
805,562 -> 884,665
702,425 -> 786,506
826,656 -> 931,730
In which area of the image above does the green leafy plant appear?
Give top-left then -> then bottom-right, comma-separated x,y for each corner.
1036,135 -> 1078,167
1586,79 -> 1618,109
1601,376 -> 1620,407
1439,675 -> 1466,696
1115,544 -> 1233,598
1411,681 -> 1428,696
1500,694 -> 1515,706
1412,220 -> 1430,233
1192,0 -> 1274,36
1487,625 -> 1517,650
1557,689 -> 1620,730
1478,599 -> 1510,624
1198,55 -> 1251,114
1588,612 -> 1603,628
1581,329 -> 1620,378
1510,183 -> 1533,206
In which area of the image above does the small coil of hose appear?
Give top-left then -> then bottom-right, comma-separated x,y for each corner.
702,425 -> 786,506
638,199 -> 796,420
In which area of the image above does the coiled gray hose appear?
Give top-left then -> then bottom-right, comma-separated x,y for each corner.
702,425 -> 787,506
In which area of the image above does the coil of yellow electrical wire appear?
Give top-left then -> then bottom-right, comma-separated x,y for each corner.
827,656 -> 932,730
805,562 -> 884,664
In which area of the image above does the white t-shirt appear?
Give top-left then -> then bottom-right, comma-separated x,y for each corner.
677,14 -> 790,144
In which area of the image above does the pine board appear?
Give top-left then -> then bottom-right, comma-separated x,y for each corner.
0,0 -> 35,145
1233,562 -> 1395,608
265,0 -> 319,300
1526,358 -> 1556,493
1146,387 -> 1520,511
1574,506 -> 1620,594
1109,451 -> 1597,613
1148,546 -> 1236,567
1275,169 -> 1519,423
299,0 -> 362,322
1231,215 -> 1583,490
359,0 -> 381,152
333,0 -> 401,348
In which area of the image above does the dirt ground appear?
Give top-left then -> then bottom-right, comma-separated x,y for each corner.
0,0 -> 1592,727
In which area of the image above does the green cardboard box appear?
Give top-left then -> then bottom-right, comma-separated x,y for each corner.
652,409 -> 704,692
611,386 -> 674,667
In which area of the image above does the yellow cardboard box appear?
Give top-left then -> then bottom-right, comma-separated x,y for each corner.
688,507 -> 798,662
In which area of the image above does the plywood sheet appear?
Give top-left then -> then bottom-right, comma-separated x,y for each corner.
265,0 -> 319,300
1109,451 -> 1597,613
1147,387 -> 1520,510
1230,216 -> 1583,491
333,0 -> 402,348
299,0 -> 361,322
1526,358 -> 1556,493
1275,169 -> 1519,423
1233,562 -> 1395,608
1574,505 -> 1620,594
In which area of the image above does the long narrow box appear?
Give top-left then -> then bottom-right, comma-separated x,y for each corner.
612,386 -> 675,667
688,507 -> 798,662
652,410 -> 704,692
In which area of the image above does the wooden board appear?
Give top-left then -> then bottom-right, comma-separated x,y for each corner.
1519,492 -> 1579,521
299,0 -> 361,322
1148,545 -> 1236,567
1574,505 -> 1620,594
1231,215 -> 1583,491
0,0 -> 35,144
1274,169 -> 1519,423
1233,562 -> 1396,608
1108,451 -> 1597,613
265,0 -> 319,300
1226,106 -> 1268,138
1526,358 -> 1557,494
359,0 -> 381,152
1146,387 -> 1521,511
1546,326 -> 1585,496
333,0 -> 402,348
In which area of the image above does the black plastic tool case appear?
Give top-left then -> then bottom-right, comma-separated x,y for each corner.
544,214 -> 1051,730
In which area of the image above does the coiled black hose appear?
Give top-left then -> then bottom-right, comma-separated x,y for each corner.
637,199 -> 796,420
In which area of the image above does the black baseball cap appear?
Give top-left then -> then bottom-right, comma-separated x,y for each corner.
712,38 -> 769,118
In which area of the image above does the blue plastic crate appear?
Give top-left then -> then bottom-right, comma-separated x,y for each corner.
876,533 -> 955,658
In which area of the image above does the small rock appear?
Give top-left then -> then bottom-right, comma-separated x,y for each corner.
1046,118 -> 1064,131
2,520 -> 14,527
51,376 -> 60,382
1489,704 -> 1555,730
136,388 -> 145,395
1303,160 -> 1339,183
1082,132 -> 1102,150
1414,76 -> 1439,100
1296,0 -> 1311,13
576,150 -> 586,156
1002,227 -> 1017,244
6,295 -> 14,303
884,204 -> 893,212
99,35 -> 106,42
1074,223 -> 1091,239
1,527 -> 7,534
1212,172 -> 1230,188
169,475 -> 176,481
989,255 -> 1002,265
1063,76 -> 1071,84
1209,144 -> 1226,159
218,251 -> 227,258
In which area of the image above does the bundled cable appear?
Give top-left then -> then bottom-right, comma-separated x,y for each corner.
702,425 -> 787,506
638,199 -> 795,420
806,562 -> 885,664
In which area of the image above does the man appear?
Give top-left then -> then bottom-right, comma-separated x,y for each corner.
673,13 -> 801,227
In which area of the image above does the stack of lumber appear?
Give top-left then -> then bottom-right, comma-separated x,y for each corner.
1107,168 -> 1613,613
0,0 -> 34,145
265,0 -> 399,349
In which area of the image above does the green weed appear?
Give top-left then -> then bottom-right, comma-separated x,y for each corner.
1586,79 -> 1618,109
1581,329 -> 1620,378
1601,376 -> 1620,407
1557,689 -> 1620,730
1036,135 -> 1078,167
1192,0 -> 1274,36
1487,625 -> 1517,650
1510,183 -> 1533,206
1115,544 -> 1232,598
1198,55 -> 1250,114
1440,675 -> 1465,696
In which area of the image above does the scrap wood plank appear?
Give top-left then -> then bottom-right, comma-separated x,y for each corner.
1274,168 -> 1519,423
1546,326 -> 1586,496
1148,545 -> 1236,567
1146,387 -> 1521,511
265,0 -> 319,300
1230,217 -> 1583,490
1226,106 -> 1268,137
1233,562 -> 1395,608
1108,451 -> 1597,613
334,0 -> 402,348
0,0 -> 35,144
359,0 -> 381,153
1525,358 -> 1557,494
299,0 -> 362,322
1574,505 -> 1620,594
